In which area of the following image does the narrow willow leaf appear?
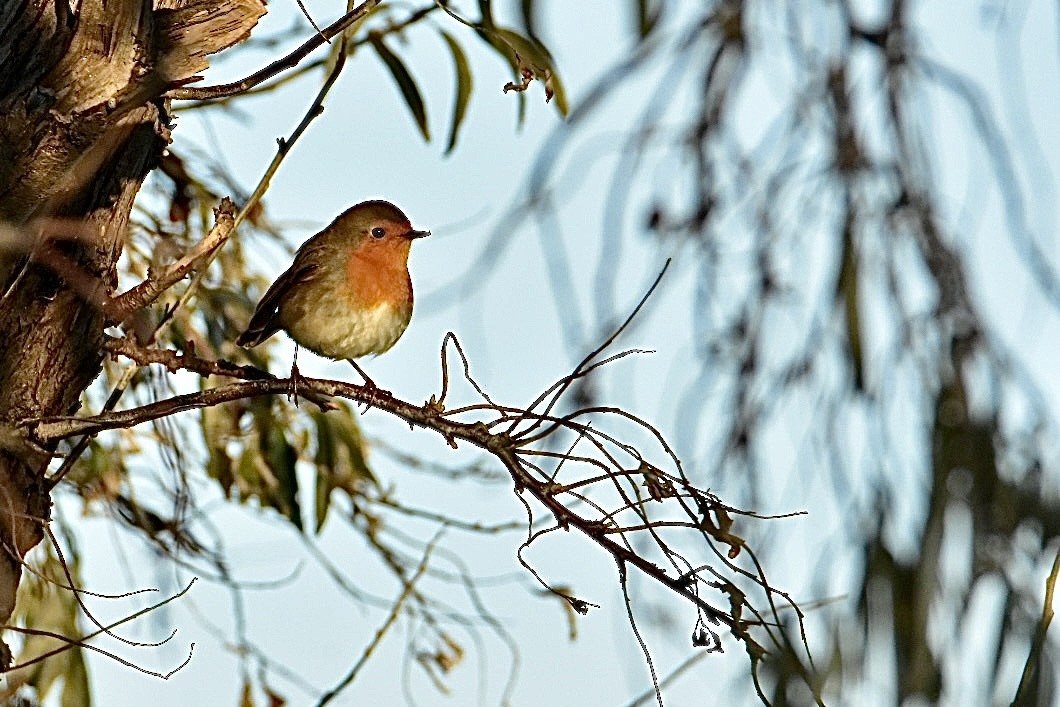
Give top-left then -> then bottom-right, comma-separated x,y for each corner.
312,409 -> 337,533
519,0 -> 537,37
264,425 -> 302,531
370,33 -> 430,141
636,0 -> 663,37
545,67 -> 568,117
331,408 -> 375,488
441,31 -> 473,154
311,406 -> 375,533
837,220 -> 865,392
236,444 -> 262,499
61,649 -> 89,707
314,474 -> 330,534
477,0 -> 495,29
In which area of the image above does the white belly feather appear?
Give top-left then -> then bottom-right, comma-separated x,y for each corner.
281,296 -> 411,360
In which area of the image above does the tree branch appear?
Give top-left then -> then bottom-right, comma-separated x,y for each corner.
108,198 -> 236,321
26,374 -> 742,635
167,0 -> 383,101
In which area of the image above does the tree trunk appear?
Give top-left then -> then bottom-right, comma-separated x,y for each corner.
0,0 -> 264,665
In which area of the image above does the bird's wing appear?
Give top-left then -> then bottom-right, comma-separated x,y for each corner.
236,256 -> 323,348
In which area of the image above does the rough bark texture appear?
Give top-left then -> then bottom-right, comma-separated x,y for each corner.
0,0 -> 264,667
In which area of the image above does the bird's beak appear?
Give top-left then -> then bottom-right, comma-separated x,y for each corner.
405,228 -> 431,240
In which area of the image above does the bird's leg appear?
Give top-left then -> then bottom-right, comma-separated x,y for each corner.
348,360 -> 391,398
348,359 -> 376,388
287,345 -> 303,405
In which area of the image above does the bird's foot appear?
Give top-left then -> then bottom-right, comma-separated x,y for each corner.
287,362 -> 304,406
349,360 -> 392,401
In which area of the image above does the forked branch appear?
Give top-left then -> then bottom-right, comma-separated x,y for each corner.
23,265 -> 802,672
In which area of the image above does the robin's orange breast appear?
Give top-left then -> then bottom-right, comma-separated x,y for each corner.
345,240 -> 414,309
275,250 -> 413,361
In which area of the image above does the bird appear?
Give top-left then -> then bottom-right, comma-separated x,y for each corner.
237,200 -> 429,389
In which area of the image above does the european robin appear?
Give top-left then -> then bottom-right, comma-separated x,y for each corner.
237,200 -> 429,386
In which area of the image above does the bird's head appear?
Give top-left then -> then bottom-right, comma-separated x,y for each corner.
333,200 -> 430,264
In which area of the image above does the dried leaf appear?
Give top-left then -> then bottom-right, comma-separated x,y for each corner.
489,27 -> 568,117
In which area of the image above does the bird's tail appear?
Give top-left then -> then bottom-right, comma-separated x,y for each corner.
236,315 -> 280,348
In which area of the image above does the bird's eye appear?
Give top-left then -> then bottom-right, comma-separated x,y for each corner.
371,227 -> 386,239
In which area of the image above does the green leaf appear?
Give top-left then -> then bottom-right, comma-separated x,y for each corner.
836,219 -> 865,392
60,648 -> 89,707
314,473 -> 331,533
545,68 -> 568,117
635,0 -> 663,38
263,424 -> 302,531
236,400 -> 304,530
236,444 -> 262,498
331,410 -> 375,488
312,410 -> 336,533
519,0 -> 538,38
370,33 -> 430,142
441,31 -> 474,155
311,405 -> 375,533
477,0 -> 496,29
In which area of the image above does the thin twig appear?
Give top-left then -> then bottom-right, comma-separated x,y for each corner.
315,531 -> 442,706
624,650 -> 710,707
619,560 -> 662,707
3,578 -> 197,675
26,373 -> 738,632
507,259 -> 670,438
1011,547 -> 1060,706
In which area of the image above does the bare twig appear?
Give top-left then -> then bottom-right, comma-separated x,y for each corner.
26,373 -> 741,634
1011,547 -> 1060,706
3,578 -> 198,676
314,531 -> 440,706
507,259 -> 671,439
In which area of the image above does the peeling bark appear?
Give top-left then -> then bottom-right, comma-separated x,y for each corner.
0,0 -> 264,668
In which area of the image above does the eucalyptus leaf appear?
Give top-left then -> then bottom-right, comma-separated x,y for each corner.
441,31 -> 473,154
311,406 -> 375,533
636,0 -> 663,37
370,33 -> 430,141
263,425 -> 302,531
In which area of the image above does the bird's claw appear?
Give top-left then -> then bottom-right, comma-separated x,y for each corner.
287,362 -> 304,406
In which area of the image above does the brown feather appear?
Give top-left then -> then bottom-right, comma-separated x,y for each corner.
236,260 -> 321,347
